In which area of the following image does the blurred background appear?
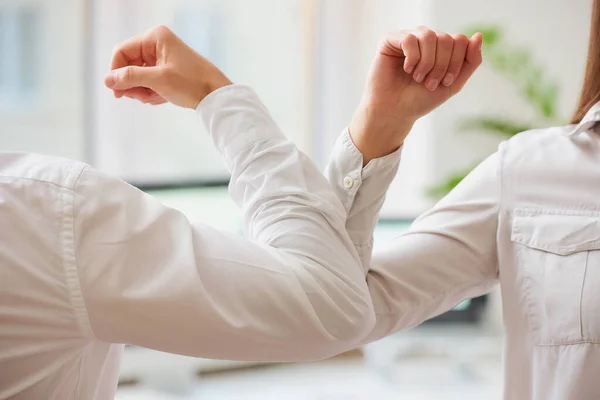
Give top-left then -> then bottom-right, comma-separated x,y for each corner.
0,0 -> 592,398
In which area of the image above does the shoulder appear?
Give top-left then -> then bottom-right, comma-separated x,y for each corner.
0,152 -> 89,190
499,124 -> 577,162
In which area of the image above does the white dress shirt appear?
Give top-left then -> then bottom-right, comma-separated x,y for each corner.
327,102 -> 600,400
0,85 -> 377,400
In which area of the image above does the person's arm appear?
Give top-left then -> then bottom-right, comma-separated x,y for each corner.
361,151 -> 501,342
325,27 -> 497,341
326,28 -> 483,270
326,131 -> 500,343
70,26 -> 375,362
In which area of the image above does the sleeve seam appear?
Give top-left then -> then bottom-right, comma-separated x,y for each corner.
60,165 -> 97,340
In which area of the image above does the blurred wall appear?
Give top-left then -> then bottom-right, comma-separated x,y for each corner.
92,0 -> 315,182
428,0 -> 591,198
0,0 -> 86,160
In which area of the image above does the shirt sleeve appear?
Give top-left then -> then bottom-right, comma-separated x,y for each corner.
325,132 -> 500,343
361,151 -> 501,342
324,129 -> 402,270
71,85 -> 375,362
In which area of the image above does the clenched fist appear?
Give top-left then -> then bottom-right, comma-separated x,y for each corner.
104,25 -> 232,109
350,27 -> 483,164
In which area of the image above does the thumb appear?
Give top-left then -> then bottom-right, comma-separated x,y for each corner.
104,66 -> 163,91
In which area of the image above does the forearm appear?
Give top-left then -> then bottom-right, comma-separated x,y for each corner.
349,100 -> 414,166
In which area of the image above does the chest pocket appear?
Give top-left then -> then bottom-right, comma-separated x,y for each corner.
512,209 -> 600,346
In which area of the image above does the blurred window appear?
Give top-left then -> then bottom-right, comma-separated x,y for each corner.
0,6 -> 39,108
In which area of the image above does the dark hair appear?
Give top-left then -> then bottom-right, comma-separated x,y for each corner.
572,0 -> 600,123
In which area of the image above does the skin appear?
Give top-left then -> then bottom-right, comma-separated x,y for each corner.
104,25 -> 231,109
104,25 -> 483,165
349,27 -> 483,165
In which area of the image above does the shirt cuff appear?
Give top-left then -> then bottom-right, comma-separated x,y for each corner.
196,84 -> 283,169
326,129 -> 402,213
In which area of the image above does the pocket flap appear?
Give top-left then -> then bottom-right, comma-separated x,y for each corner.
512,209 -> 600,255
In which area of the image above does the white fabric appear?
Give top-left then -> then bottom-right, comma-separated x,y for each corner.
0,85 -> 376,399
326,102 -> 600,400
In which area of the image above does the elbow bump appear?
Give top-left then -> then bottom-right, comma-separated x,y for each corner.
323,297 -> 376,358
343,296 -> 376,344
293,297 -> 375,362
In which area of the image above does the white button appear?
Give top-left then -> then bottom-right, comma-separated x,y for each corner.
343,176 -> 354,189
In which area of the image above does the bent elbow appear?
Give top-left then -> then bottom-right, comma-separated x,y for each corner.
339,294 -> 376,344
301,292 -> 376,361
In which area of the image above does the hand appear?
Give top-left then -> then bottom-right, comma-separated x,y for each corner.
104,25 -> 232,109
349,27 -> 483,164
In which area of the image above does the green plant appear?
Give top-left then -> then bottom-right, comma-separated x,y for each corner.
428,26 -> 563,198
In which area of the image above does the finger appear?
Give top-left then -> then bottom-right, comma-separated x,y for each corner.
149,98 -> 168,106
401,34 -> 420,74
122,88 -> 165,104
111,35 -> 144,70
116,87 -> 153,100
112,88 -> 151,99
146,93 -> 167,104
412,27 -> 437,83
104,66 -> 164,91
442,34 -> 469,87
424,32 -> 453,91
110,34 -> 157,71
452,32 -> 483,92
378,31 -> 421,74
124,92 -> 164,104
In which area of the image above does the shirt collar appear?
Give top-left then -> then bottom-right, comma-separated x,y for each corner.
571,101 -> 600,135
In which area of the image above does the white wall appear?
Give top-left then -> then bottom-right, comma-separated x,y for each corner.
0,0 -> 86,160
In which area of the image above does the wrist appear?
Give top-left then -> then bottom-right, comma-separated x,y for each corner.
193,67 -> 233,109
349,101 -> 415,166
206,70 -> 233,94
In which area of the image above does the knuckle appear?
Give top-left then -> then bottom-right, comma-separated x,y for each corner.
437,32 -> 452,43
404,33 -> 418,45
452,33 -> 469,45
111,44 -> 122,58
377,37 -> 389,50
123,66 -> 134,80
437,35 -> 453,49
420,30 -> 437,44
153,24 -> 173,38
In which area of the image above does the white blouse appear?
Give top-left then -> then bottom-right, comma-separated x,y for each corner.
327,101 -> 600,400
